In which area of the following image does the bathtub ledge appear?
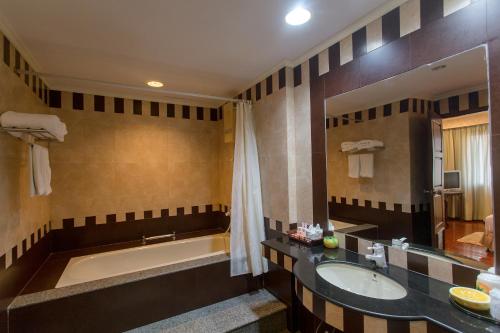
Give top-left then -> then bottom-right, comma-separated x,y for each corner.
11,253 -> 230,309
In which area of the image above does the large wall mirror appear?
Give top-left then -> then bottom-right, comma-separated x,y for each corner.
325,45 -> 492,269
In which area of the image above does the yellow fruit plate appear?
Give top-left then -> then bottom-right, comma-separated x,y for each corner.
449,287 -> 490,312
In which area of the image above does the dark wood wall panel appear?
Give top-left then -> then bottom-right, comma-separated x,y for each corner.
359,36 -> 410,88
409,0 -> 486,69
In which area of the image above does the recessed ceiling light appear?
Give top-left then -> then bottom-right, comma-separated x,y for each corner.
147,81 -> 164,88
285,7 -> 311,26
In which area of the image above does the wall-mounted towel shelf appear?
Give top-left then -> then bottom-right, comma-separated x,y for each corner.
339,146 -> 385,154
0,126 -> 57,142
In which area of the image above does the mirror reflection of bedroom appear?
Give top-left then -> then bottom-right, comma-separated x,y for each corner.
325,46 -> 492,268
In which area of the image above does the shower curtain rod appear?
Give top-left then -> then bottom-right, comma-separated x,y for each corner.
16,70 -> 244,103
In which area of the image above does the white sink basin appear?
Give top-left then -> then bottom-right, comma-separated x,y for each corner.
316,262 -> 407,300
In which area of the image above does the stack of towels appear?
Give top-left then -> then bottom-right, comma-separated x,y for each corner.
341,140 -> 384,179
0,111 -> 65,196
0,111 -> 67,142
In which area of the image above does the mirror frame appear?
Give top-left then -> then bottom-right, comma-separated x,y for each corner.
307,2 -> 500,272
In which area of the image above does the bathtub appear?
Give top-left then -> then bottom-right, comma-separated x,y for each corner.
56,233 -> 229,288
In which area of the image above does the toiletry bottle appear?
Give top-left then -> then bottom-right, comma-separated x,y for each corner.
490,289 -> 500,320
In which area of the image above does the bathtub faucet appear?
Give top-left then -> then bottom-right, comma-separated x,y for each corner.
142,231 -> 176,245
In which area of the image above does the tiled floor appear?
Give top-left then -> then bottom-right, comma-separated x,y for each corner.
125,289 -> 287,333
445,220 -> 493,266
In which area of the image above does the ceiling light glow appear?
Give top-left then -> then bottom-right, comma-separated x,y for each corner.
147,81 -> 164,88
285,7 -> 311,26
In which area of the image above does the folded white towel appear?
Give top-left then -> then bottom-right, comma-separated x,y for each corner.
341,141 -> 357,152
348,154 -> 360,178
357,139 -> 383,150
359,153 -> 374,178
30,144 -> 52,196
1,111 -> 67,142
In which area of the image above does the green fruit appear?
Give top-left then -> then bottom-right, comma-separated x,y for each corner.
323,236 -> 339,249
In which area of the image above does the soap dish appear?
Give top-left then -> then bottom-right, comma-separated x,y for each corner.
449,297 -> 500,325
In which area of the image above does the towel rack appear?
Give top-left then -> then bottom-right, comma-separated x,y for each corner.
0,126 -> 57,142
339,146 -> 385,154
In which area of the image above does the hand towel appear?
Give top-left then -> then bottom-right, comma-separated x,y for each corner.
1,111 -> 67,142
30,144 -> 52,196
348,154 -> 360,178
359,153 -> 374,178
341,141 -> 357,152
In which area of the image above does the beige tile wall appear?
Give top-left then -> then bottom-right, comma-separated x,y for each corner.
0,46 -> 50,266
327,103 -> 413,207
48,92 -> 223,228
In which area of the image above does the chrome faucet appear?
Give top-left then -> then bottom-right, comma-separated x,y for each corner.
142,231 -> 176,245
365,243 -> 387,268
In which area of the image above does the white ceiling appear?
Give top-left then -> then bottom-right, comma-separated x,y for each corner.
0,0 -> 392,105
326,46 -> 488,116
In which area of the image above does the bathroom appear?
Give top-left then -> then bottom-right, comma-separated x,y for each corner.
1,0 -> 500,332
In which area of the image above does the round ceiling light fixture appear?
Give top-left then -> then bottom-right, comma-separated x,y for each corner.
285,7 -> 311,26
147,80 -> 164,88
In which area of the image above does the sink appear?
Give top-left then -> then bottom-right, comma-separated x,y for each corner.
316,262 -> 407,300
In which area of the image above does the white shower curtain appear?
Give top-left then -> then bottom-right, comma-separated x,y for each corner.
230,101 -> 268,277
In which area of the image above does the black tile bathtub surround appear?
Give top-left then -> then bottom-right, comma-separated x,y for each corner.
262,237 -> 498,333
9,260 -> 261,333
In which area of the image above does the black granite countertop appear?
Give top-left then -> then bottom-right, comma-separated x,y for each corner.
262,237 -> 500,333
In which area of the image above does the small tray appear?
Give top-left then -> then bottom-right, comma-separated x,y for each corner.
449,297 -> 500,325
287,230 -> 323,247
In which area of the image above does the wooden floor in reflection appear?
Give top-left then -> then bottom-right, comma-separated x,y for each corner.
445,220 -> 494,267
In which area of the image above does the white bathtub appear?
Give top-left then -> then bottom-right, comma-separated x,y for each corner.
55,234 -> 229,288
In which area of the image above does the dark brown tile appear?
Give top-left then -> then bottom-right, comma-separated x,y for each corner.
276,220 -> 283,233
94,95 -> 105,112
400,99 -> 409,113
126,212 -> 135,222
114,97 -> 124,113
144,211 -> 153,219
293,64 -> 302,87
85,216 -> 96,227
3,36 -> 10,66
177,207 -> 185,216
210,108 -> 217,121
328,43 -> 340,71
452,264 -> 480,288
24,61 -> 29,85
352,26 -> 367,59
407,252 -> 429,275
196,107 -> 204,120
32,74 -> 36,94
448,95 -> 459,114
72,92 -> 84,110
150,101 -> 159,116
343,307 -> 363,333
167,103 -> 175,117
369,108 -> 377,120
266,75 -> 273,95
256,82 -> 262,100
182,105 -> 190,119
106,214 -> 116,224
312,294 -> 325,320
133,99 -> 142,115
14,50 -> 20,76
420,0 -> 444,28
245,88 -> 252,100
345,235 -> 358,253
384,103 -> 392,117
62,218 -> 74,229
387,319 -> 410,333
49,90 -> 61,108
278,67 -> 286,89
382,7 -> 400,45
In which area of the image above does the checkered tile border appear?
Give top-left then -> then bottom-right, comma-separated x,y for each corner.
48,90 -> 223,121
336,232 -> 484,288
0,223 -> 49,271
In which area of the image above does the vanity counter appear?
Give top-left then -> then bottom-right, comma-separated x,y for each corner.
262,237 -> 500,333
